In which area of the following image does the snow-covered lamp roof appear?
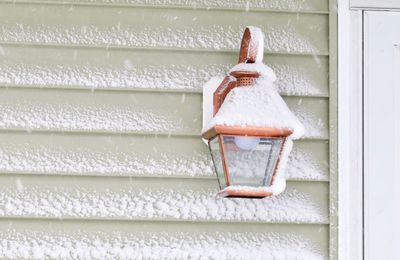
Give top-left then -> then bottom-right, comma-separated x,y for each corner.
208,64 -> 305,140
203,26 -> 305,140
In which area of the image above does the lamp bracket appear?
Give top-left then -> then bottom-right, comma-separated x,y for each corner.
213,27 -> 264,114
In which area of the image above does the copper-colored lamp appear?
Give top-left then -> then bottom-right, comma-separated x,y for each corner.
202,27 -> 293,198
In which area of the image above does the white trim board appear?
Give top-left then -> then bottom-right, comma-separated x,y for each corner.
351,0 -> 400,10
338,1 -> 363,259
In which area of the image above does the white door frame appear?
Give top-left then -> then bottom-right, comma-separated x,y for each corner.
338,2 -> 363,259
339,1 -> 400,259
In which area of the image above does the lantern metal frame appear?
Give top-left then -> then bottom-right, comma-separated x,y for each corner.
209,134 -> 288,198
204,126 -> 292,198
202,26 -> 293,198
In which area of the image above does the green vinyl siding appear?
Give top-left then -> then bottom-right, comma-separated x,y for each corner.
0,0 -> 337,259
0,45 -> 329,96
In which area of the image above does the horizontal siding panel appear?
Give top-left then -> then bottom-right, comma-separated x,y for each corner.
0,133 -> 213,177
0,175 -> 328,223
285,97 -> 328,139
0,133 -> 328,181
0,88 -> 328,138
0,220 -> 328,259
0,0 -> 329,13
0,88 -> 202,135
0,45 -> 329,96
0,3 -> 328,54
288,140 -> 329,181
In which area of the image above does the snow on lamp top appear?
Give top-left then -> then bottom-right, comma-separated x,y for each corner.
204,26 -> 305,140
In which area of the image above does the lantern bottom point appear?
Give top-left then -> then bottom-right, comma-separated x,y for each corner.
218,185 -> 273,198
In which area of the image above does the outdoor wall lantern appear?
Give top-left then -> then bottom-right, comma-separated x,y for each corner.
202,26 -> 305,198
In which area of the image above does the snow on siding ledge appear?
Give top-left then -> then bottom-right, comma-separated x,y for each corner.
0,186 -> 328,223
0,144 -> 213,177
0,62 -> 324,96
0,230 -> 325,260
0,142 -> 327,180
0,24 -> 321,54
0,101 -> 325,139
287,148 -> 328,181
294,108 -> 326,139
0,103 -> 192,134
0,0 -> 324,12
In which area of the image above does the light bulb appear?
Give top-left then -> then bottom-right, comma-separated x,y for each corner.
234,136 -> 260,150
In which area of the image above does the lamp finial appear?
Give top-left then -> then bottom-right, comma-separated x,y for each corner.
238,26 -> 264,64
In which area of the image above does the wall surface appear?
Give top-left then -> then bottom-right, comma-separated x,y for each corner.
0,0 -> 337,259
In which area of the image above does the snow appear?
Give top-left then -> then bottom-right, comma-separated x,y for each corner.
287,147 -> 328,181
202,77 -> 222,143
0,94 -> 323,140
293,107 -> 326,139
0,230 -> 325,260
0,139 -> 327,180
0,23 -> 320,54
264,25 -> 319,54
0,185 -> 327,223
246,26 -> 264,63
228,63 -> 277,82
272,62 -> 324,96
0,142 -> 213,177
204,36 -> 306,139
7,0 -> 319,11
0,62 -> 218,90
208,76 -> 305,139
0,61 -> 324,95
0,102 -> 192,134
270,139 -> 293,195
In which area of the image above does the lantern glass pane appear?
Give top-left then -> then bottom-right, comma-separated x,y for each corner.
209,136 -> 227,189
222,136 -> 284,187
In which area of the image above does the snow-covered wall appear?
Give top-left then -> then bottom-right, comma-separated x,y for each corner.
0,1 -> 334,259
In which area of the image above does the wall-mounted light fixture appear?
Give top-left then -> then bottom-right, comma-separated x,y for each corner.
202,26 -> 304,198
